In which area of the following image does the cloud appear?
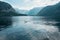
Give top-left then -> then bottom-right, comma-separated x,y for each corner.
1,0 -> 60,10
28,0 -> 60,6
21,0 -> 60,9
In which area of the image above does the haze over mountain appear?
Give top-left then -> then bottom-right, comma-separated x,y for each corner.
28,7 -> 43,16
0,1 -> 27,16
15,7 -> 43,16
37,2 -> 60,18
15,8 -> 29,14
0,1 -> 27,30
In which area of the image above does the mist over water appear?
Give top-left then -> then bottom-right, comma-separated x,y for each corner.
0,16 -> 60,40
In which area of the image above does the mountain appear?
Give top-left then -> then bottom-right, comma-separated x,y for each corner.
15,7 -> 43,16
0,1 -> 27,16
0,1 -> 12,30
28,7 -> 43,16
15,8 -> 28,14
0,1 -> 27,31
37,2 -> 60,18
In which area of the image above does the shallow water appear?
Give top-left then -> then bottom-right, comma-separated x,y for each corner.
0,16 -> 60,40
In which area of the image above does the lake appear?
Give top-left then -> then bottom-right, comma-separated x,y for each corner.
0,16 -> 60,40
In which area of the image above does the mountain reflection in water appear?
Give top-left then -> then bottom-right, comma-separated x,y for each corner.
0,16 -> 60,40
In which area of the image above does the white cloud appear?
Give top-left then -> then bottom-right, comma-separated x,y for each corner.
20,0 -> 60,10
28,0 -> 60,6
0,0 -> 60,10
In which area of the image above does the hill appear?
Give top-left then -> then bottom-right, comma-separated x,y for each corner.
28,7 -> 43,16
0,1 -> 27,16
37,2 -> 60,18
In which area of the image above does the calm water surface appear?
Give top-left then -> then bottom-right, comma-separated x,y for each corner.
0,16 -> 60,40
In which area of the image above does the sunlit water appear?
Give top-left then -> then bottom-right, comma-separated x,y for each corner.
0,16 -> 60,40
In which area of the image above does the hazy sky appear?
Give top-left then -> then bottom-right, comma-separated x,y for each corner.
0,0 -> 60,10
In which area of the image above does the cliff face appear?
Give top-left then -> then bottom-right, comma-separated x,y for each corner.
37,2 -> 60,18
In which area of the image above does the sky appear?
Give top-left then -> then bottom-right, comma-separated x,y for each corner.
0,0 -> 60,10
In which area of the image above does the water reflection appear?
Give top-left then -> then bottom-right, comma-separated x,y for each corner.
0,16 -> 60,40
0,17 -> 12,31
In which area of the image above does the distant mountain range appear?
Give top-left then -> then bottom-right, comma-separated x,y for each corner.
15,8 -> 28,14
15,7 -> 43,16
28,7 -> 43,16
37,2 -> 60,18
1,1 -> 60,16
